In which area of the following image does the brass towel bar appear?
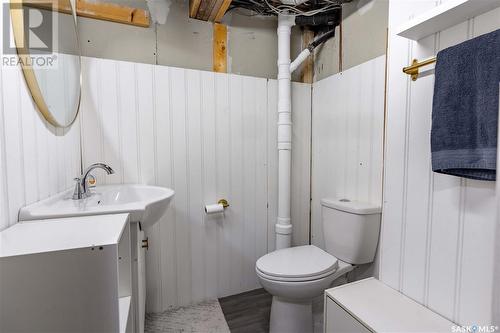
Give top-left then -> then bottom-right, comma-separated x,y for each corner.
402,57 -> 437,81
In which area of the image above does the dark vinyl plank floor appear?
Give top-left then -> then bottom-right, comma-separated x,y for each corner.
219,288 -> 272,333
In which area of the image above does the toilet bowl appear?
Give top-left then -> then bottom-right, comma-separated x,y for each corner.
256,198 -> 381,333
256,245 -> 354,333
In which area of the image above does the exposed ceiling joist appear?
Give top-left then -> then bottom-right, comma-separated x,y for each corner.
189,0 -> 232,22
22,0 -> 150,28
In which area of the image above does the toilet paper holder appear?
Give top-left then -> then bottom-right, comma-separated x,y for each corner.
217,199 -> 229,208
204,199 -> 230,215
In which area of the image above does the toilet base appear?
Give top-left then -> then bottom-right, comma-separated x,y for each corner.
270,296 -> 313,333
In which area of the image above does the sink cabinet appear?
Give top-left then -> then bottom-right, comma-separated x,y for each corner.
12,183 -> 176,333
0,214 -> 132,333
131,222 -> 147,333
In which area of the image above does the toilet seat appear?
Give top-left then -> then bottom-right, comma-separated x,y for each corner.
256,245 -> 338,282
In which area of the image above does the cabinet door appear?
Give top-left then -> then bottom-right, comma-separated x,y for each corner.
325,296 -> 371,333
137,227 -> 146,333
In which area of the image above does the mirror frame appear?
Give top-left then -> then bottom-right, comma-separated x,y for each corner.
9,0 -> 82,128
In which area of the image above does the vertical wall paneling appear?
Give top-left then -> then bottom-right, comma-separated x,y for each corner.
80,57 -> 103,181
426,20 -> 469,321
20,79 -> 39,204
400,31 -> 436,305
171,67 -> 192,307
241,76 -> 256,290
118,61 -> 140,184
137,64 -> 157,186
254,79 -> 269,274
267,79 -> 278,252
186,69 -> 204,303
310,56 -> 386,250
79,57 -> 312,311
200,70 -> 218,300
381,2 -> 500,325
2,66 -> 25,224
99,59 -> 122,185
291,83 -> 313,247
214,72 -> 232,300
155,65 -> 177,309
0,65 -> 81,231
228,74 -> 244,295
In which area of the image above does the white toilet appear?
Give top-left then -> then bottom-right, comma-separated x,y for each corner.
256,198 -> 381,333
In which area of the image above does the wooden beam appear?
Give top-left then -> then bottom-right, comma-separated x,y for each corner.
208,0 -> 224,21
189,0 -> 202,18
214,0 -> 231,22
300,28 -> 314,83
213,23 -> 227,73
76,0 -> 150,27
196,0 -> 211,21
23,0 -> 150,28
189,0 -> 232,22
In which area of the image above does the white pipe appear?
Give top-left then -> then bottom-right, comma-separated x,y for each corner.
276,15 -> 295,250
290,48 -> 311,73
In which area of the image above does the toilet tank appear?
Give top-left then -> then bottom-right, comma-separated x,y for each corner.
321,198 -> 381,265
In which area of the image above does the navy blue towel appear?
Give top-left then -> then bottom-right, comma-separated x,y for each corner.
431,29 -> 500,181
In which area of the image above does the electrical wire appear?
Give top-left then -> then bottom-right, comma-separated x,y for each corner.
229,0 -> 347,17
263,0 -> 341,17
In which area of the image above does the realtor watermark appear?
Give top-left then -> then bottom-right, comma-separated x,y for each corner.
2,1 -> 58,68
452,325 -> 500,333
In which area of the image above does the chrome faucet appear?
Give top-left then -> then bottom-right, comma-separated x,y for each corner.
73,163 -> 115,200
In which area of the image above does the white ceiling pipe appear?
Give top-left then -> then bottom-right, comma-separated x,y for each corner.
275,14 -> 295,250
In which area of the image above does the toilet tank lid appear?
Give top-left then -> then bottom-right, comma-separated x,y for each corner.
321,198 -> 381,215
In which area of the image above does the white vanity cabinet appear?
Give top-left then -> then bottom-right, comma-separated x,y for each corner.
0,214 -> 132,333
131,222 -> 147,333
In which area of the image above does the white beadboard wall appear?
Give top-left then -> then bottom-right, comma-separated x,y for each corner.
79,57 -> 311,311
310,56 -> 386,250
0,65 -> 81,231
381,0 -> 500,326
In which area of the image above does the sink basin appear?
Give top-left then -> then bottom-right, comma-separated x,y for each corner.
19,184 -> 175,228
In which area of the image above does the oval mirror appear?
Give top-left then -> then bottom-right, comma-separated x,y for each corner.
10,0 -> 81,128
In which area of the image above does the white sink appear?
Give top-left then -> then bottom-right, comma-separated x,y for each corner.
19,184 -> 175,228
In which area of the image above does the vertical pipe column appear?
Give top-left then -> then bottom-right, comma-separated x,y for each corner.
276,15 -> 295,250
